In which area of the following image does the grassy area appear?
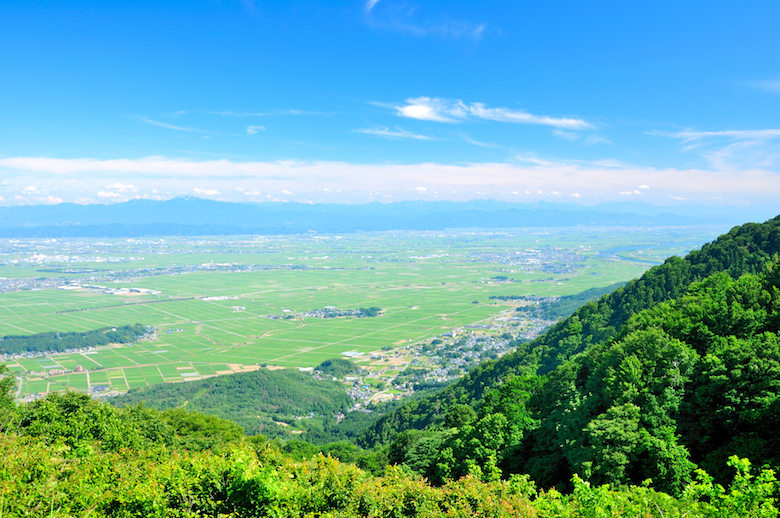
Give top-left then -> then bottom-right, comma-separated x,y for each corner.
1,227 -> 728,397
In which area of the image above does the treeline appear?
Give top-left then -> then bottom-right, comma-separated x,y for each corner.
356,216 -> 780,492
0,323 -> 148,355
112,367 -> 354,436
0,381 -> 777,517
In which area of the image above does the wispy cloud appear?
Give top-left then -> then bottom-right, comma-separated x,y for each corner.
748,79 -> 780,94
383,97 -> 592,129
354,126 -> 433,140
653,128 -> 780,170
460,134 -> 501,148
134,116 -> 205,132
247,125 -> 266,135
583,135 -> 612,146
363,2 -> 487,40
657,128 -> 780,143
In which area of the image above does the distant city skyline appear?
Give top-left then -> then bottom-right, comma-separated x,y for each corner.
1,1 -> 779,207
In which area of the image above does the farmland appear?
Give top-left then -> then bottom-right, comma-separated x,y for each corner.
0,225 -> 728,398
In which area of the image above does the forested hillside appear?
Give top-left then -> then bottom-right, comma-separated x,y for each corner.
112,367 -> 353,436
1,375 -> 777,517
355,215 -> 780,496
361,216 -> 780,448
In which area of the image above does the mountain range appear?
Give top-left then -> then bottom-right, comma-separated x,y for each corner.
1,198 -> 776,237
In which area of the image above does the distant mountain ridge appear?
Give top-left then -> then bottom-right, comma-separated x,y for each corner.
0,197 -> 745,237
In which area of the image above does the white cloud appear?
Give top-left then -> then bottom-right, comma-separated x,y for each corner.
571,193 -> 581,197
0,196 -> 5,202
39,195 -> 63,204
392,98 -> 461,122
98,191 -> 125,199
247,125 -> 266,135
365,0 -> 381,12
638,184 -> 650,189
105,182 -> 137,192
193,188 -> 220,196
387,97 -> 592,129
354,126 -> 433,140
1,155 -> 779,204
22,186 -> 38,193
281,189 -> 293,195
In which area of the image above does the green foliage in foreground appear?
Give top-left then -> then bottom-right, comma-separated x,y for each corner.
112,368 -> 353,436
1,389 -> 779,517
0,323 -> 148,355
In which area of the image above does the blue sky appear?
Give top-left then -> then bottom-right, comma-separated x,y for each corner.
1,0 -> 780,206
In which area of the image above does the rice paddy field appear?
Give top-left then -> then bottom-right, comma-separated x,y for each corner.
0,226 -> 729,398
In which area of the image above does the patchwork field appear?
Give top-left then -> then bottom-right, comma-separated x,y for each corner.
0,226 -> 729,398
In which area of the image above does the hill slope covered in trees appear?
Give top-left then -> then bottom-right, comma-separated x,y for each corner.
358,216 -> 780,493
112,368 -> 354,436
1,378 -> 778,517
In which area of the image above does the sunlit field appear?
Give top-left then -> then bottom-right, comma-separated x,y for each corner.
0,226 -> 727,397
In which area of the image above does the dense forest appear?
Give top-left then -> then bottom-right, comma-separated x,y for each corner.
0,324 -> 149,355
112,367 -> 354,436
351,216 -> 780,495
1,376 -> 778,517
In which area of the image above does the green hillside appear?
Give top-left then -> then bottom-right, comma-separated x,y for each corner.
112,367 -> 353,436
1,379 -> 778,517
357,216 -> 780,493
361,216 -> 780,448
